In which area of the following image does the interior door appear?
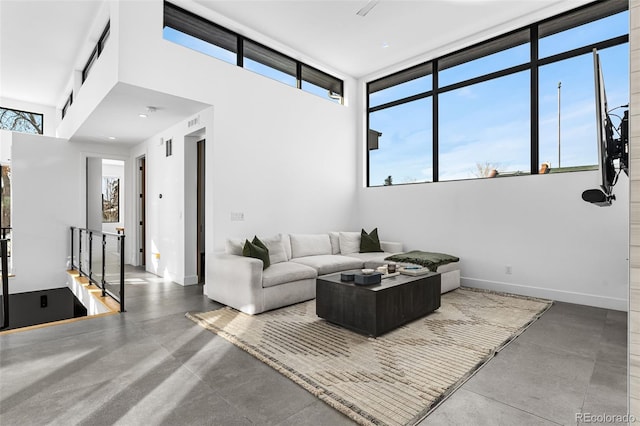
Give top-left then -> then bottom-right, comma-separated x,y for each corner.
196,140 -> 205,283
139,157 -> 146,267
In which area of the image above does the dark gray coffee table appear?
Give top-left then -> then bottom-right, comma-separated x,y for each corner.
316,271 -> 441,337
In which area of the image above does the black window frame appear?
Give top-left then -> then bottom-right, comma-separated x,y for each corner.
163,2 -> 344,102
300,63 -> 344,99
366,0 -> 628,187
164,2 -> 238,56
243,39 -> 297,81
82,21 -> 111,84
0,106 -> 44,135
61,92 -> 73,119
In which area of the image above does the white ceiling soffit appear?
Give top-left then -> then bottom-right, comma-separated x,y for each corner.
0,0 -> 104,107
191,0 -> 590,79
70,83 -> 211,146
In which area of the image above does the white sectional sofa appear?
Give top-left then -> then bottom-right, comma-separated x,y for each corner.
206,232 -> 460,315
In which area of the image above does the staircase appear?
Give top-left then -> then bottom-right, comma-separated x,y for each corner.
66,269 -> 120,315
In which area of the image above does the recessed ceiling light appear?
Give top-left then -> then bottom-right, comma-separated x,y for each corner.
139,113 -> 148,118
381,42 -> 390,49
108,136 -> 117,140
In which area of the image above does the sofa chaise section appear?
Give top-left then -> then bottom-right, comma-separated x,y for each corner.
208,252 -> 317,315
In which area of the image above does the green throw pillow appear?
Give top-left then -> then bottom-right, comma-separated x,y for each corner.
242,236 -> 270,269
360,228 -> 383,253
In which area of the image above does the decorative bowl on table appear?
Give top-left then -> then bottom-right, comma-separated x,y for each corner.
361,268 -> 375,275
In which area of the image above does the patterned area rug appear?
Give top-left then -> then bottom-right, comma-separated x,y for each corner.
187,288 -> 551,426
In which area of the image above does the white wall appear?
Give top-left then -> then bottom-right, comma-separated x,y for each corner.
10,133 -> 83,294
57,0 -> 112,117
120,1 -> 358,286
5,132 -> 130,295
86,157 -> 103,231
0,130 -> 11,163
130,117 -> 195,284
357,170 -> 629,310
628,4 -> 639,414
56,1 -> 119,141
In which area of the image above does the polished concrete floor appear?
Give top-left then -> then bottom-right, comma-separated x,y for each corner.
0,267 -> 628,425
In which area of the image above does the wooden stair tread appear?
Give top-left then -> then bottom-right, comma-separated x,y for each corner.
67,270 -> 120,314
0,270 -> 122,335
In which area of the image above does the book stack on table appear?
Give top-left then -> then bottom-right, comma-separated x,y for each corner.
399,265 -> 431,276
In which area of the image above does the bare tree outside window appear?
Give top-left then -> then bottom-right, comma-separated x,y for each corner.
102,177 -> 119,223
473,162 -> 501,178
0,107 -> 43,134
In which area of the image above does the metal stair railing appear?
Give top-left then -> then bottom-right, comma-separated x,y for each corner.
0,239 -> 10,329
70,226 -> 125,312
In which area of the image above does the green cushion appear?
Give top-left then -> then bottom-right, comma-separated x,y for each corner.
242,236 -> 270,269
385,250 -> 459,272
360,228 -> 383,253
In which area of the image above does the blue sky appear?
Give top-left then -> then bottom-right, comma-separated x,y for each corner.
162,27 -> 340,102
368,11 -> 629,185
163,11 -> 629,186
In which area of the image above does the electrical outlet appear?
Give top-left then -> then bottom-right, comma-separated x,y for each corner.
505,265 -> 512,275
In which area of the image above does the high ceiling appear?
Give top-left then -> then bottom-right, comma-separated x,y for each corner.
0,0 -> 104,107
190,0 -> 588,78
0,0 -> 592,144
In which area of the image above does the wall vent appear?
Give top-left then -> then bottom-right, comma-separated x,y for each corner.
188,116 -> 200,128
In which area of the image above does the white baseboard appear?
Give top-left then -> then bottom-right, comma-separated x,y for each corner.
461,277 -> 628,312
181,275 -> 199,286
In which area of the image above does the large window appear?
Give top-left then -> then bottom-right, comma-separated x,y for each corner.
0,107 -> 43,134
538,7 -> 628,58
439,71 -> 530,180
438,30 -> 530,87
370,98 -> 433,185
163,2 -> 343,103
366,0 -> 628,186
539,42 -> 628,171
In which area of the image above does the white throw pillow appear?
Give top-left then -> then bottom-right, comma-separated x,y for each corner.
328,232 -> 341,254
260,235 -> 288,265
225,238 -> 244,256
290,234 -> 332,258
339,231 -> 361,254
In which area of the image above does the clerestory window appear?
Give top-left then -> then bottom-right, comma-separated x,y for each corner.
163,2 -> 344,104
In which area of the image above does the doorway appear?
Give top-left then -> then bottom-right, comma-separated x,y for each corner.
196,140 -> 205,283
86,158 -> 125,233
138,156 -> 146,267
